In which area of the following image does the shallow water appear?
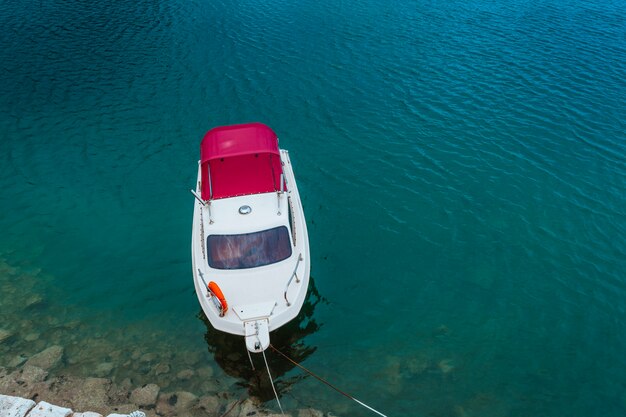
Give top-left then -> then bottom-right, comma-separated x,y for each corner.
1,0 -> 625,415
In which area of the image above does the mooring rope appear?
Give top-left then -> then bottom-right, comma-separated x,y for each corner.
218,399 -> 242,417
262,346 -> 285,416
269,344 -> 389,417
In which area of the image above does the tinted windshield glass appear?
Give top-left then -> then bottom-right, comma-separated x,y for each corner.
207,226 -> 292,269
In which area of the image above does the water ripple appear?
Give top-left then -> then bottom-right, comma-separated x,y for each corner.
1,0 -> 625,416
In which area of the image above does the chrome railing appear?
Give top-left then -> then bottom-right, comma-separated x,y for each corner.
283,253 -> 303,306
191,188 -> 213,224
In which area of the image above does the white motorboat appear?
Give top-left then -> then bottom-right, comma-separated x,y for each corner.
191,123 -> 310,353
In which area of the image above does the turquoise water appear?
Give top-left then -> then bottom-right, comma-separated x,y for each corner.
1,0 -> 625,415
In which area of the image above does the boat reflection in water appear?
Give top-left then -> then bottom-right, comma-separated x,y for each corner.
198,276 -> 323,401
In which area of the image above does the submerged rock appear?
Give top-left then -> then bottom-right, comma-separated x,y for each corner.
194,395 -> 220,415
176,369 -> 194,381
119,378 -> 133,391
198,380 -> 219,394
438,358 -> 455,374
25,332 -> 40,342
173,391 -> 198,410
17,365 -> 48,384
155,393 -> 176,417
196,366 -> 213,378
139,353 -> 157,363
181,351 -> 202,367
94,362 -> 114,377
156,391 -> 198,416
130,384 -> 160,407
1,365 -> 51,399
24,294 -> 44,308
237,397 -> 264,417
8,354 -> 28,368
43,375 -> 111,413
297,409 -> 324,417
406,354 -> 430,375
0,329 -> 13,344
107,350 -> 122,361
25,345 -> 64,370
62,320 -> 81,330
153,363 -> 170,376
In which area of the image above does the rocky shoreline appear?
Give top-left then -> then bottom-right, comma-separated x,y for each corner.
0,346 -> 323,417
0,259 -> 326,417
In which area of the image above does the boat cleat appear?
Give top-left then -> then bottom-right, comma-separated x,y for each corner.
244,319 -> 270,352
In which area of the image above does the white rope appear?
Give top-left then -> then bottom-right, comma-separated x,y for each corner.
269,344 -> 388,417
353,398 -> 388,417
262,347 -> 285,416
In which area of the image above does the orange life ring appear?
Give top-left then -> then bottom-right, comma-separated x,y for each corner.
208,281 -> 228,317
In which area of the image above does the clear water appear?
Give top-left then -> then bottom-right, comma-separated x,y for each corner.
1,0 -> 625,415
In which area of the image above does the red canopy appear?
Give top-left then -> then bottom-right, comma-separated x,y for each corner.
200,123 -> 285,200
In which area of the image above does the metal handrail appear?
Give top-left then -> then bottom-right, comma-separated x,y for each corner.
190,189 -> 205,206
288,197 -> 296,246
283,253 -> 303,306
191,188 -> 213,224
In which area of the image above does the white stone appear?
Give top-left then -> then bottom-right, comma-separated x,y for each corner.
26,401 -> 72,417
72,413 -> 103,417
0,394 -> 36,417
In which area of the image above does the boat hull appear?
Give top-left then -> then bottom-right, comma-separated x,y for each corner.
191,149 -> 310,351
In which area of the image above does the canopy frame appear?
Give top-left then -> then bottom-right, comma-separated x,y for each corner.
200,123 -> 286,201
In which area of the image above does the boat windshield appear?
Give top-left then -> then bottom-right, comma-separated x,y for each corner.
207,226 -> 292,269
